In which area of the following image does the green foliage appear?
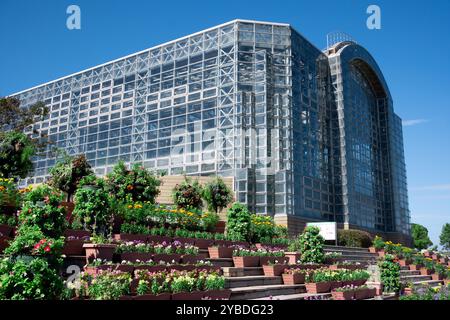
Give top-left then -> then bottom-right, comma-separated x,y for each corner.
226,202 -> 252,242
289,226 -> 325,264
0,97 -> 48,132
411,223 -> 433,250
378,254 -> 401,293
0,257 -> 64,300
202,177 -> 233,214
400,285 -> 450,300
172,177 -> 203,210
0,177 -> 22,208
0,131 -> 35,179
337,229 -> 373,248
48,153 -> 93,201
372,235 -> 385,250
106,161 -> 161,204
82,271 -> 131,300
72,175 -> 113,236
439,223 -> 450,250
250,214 -> 276,243
0,213 -> 17,227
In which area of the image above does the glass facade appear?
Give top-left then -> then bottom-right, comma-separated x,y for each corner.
11,20 -> 410,236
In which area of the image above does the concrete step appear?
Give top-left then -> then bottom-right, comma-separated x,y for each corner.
222,267 -> 264,277
206,258 -> 234,267
401,275 -> 432,283
400,270 -> 421,276
230,284 -> 306,300
225,275 -> 282,288
251,292 -> 331,300
324,245 -> 371,253
411,280 -> 444,288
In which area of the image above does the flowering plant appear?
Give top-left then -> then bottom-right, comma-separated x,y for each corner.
0,177 -> 21,208
172,177 -> 203,210
32,238 -> 64,256
372,235 -> 385,250
82,270 -> 132,300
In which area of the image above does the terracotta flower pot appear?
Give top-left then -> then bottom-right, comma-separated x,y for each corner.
83,243 -> 116,263
208,246 -> 234,259
368,247 -> 377,254
232,256 -> 260,268
133,293 -> 171,300
181,254 -> 201,264
171,291 -> 204,300
403,287 -> 413,296
0,224 -> 13,238
153,253 -> 181,264
113,233 -> 148,243
354,288 -> 371,300
63,239 -> 85,256
284,252 -> 301,265
332,290 -> 354,300
438,257 -> 448,264
203,290 -> 231,300
194,238 -> 214,250
423,251 -> 432,258
282,273 -> 305,285
305,282 -> 331,294
263,264 -> 288,277
431,254 -> 440,260
420,268 -> 432,276
120,252 -> 153,263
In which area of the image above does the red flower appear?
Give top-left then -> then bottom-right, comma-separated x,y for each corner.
44,246 -> 51,252
34,243 -> 41,250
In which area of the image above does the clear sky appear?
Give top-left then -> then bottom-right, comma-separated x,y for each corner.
1,0 -> 449,246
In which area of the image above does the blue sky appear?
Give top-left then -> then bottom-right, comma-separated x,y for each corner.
1,0 -> 449,245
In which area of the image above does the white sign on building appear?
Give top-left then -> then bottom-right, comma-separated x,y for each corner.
306,222 -> 337,241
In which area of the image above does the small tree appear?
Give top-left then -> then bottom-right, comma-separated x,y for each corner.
202,176 -> 233,214
48,153 -> 93,202
411,223 -> 433,250
439,223 -> 450,250
226,203 -> 252,242
172,176 -> 203,210
289,226 -> 325,263
0,131 -> 35,178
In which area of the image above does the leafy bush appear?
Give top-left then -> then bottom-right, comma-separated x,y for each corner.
172,177 -> 203,210
72,175 -> 113,236
0,131 -> 35,179
106,161 -> 161,203
82,271 -> 131,300
202,177 -> 233,214
378,254 -> 401,293
0,177 -> 21,208
289,226 -> 325,263
48,154 -> 93,202
250,214 -> 276,243
226,203 -> 251,242
337,229 -> 373,248
372,235 -> 385,249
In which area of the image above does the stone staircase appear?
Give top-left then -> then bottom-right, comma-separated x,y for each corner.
400,266 -> 444,289
324,245 -> 379,264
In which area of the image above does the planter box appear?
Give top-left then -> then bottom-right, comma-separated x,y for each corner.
354,288 -> 372,300
409,264 -> 423,271
377,250 -> 386,257
0,236 -> 11,253
153,253 -> 181,264
120,252 -> 153,263
64,229 -> 91,239
232,256 -> 260,268
133,293 -> 171,300
113,233 -> 148,243
284,252 -> 301,265
181,254 -> 201,264
168,265 -> 197,272
398,259 -> 412,267
173,237 -> 196,245
431,273 -> 445,281
203,290 -> 231,300
403,287 -> 413,296
194,238 -> 214,250
213,240 -> 233,247
171,291 -> 204,300
0,224 -> 13,238
305,282 -> 331,294
351,279 -> 367,287
420,268 -> 432,276
63,239 -> 85,256
263,264 -> 288,277
118,295 -> 133,300
259,256 -> 289,266
332,290 -> 354,300
208,246 -> 234,259
431,254 -> 441,260
147,235 -> 172,244
330,281 -> 343,291
282,273 -> 305,285
134,265 -> 167,274
83,243 -> 116,263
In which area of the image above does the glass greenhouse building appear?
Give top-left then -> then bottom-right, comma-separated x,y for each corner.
10,19 -> 411,241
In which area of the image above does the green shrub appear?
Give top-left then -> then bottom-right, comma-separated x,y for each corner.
289,226 -> 325,263
250,214 -> 276,243
226,203 -> 251,242
202,177 -> 233,214
172,177 -> 203,210
337,229 -> 373,248
378,254 -> 401,293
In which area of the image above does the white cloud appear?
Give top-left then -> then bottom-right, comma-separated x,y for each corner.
402,119 -> 429,127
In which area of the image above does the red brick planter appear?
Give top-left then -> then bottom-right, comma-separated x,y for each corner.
332,291 -> 354,300
171,291 -> 204,300
354,287 -> 376,300
83,243 -> 116,263
284,252 -> 301,265
194,239 -> 214,250
259,256 -> 289,266
120,252 -> 153,263
398,259 -> 412,267
203,289 -> 232,300
262,264 -> 288,277
282,273 -> 305,285
113,233 -> 148,243
62,239 -> 85,256
409,264 -> 423,271
305,282 -> 331,294
232,256 -> 259,268
133,293 -> 171,300
208,246 -> 234,259
420,268 -> 432,276
431,273 -> 445,281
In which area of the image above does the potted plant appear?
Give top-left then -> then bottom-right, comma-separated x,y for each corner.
134,274 -> 171,300
170,272 -> 203,300
83,235 -> 116,264
420,258 -> 434,275
369,235 -> 385,254
431,263 -> 446,280
331,285 -> 355,300
202,273 -> 231,300
282,268 -> 307,285
232,249 -> 260,268
208,245 -> 234,259
172,177 -> 203,211
354,285 -> 376,300
305,270 -> 332,294
409,255 -> 425,271
398,247 -> 414,266
262,260 -> 289,277
63,235 -> 90,256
